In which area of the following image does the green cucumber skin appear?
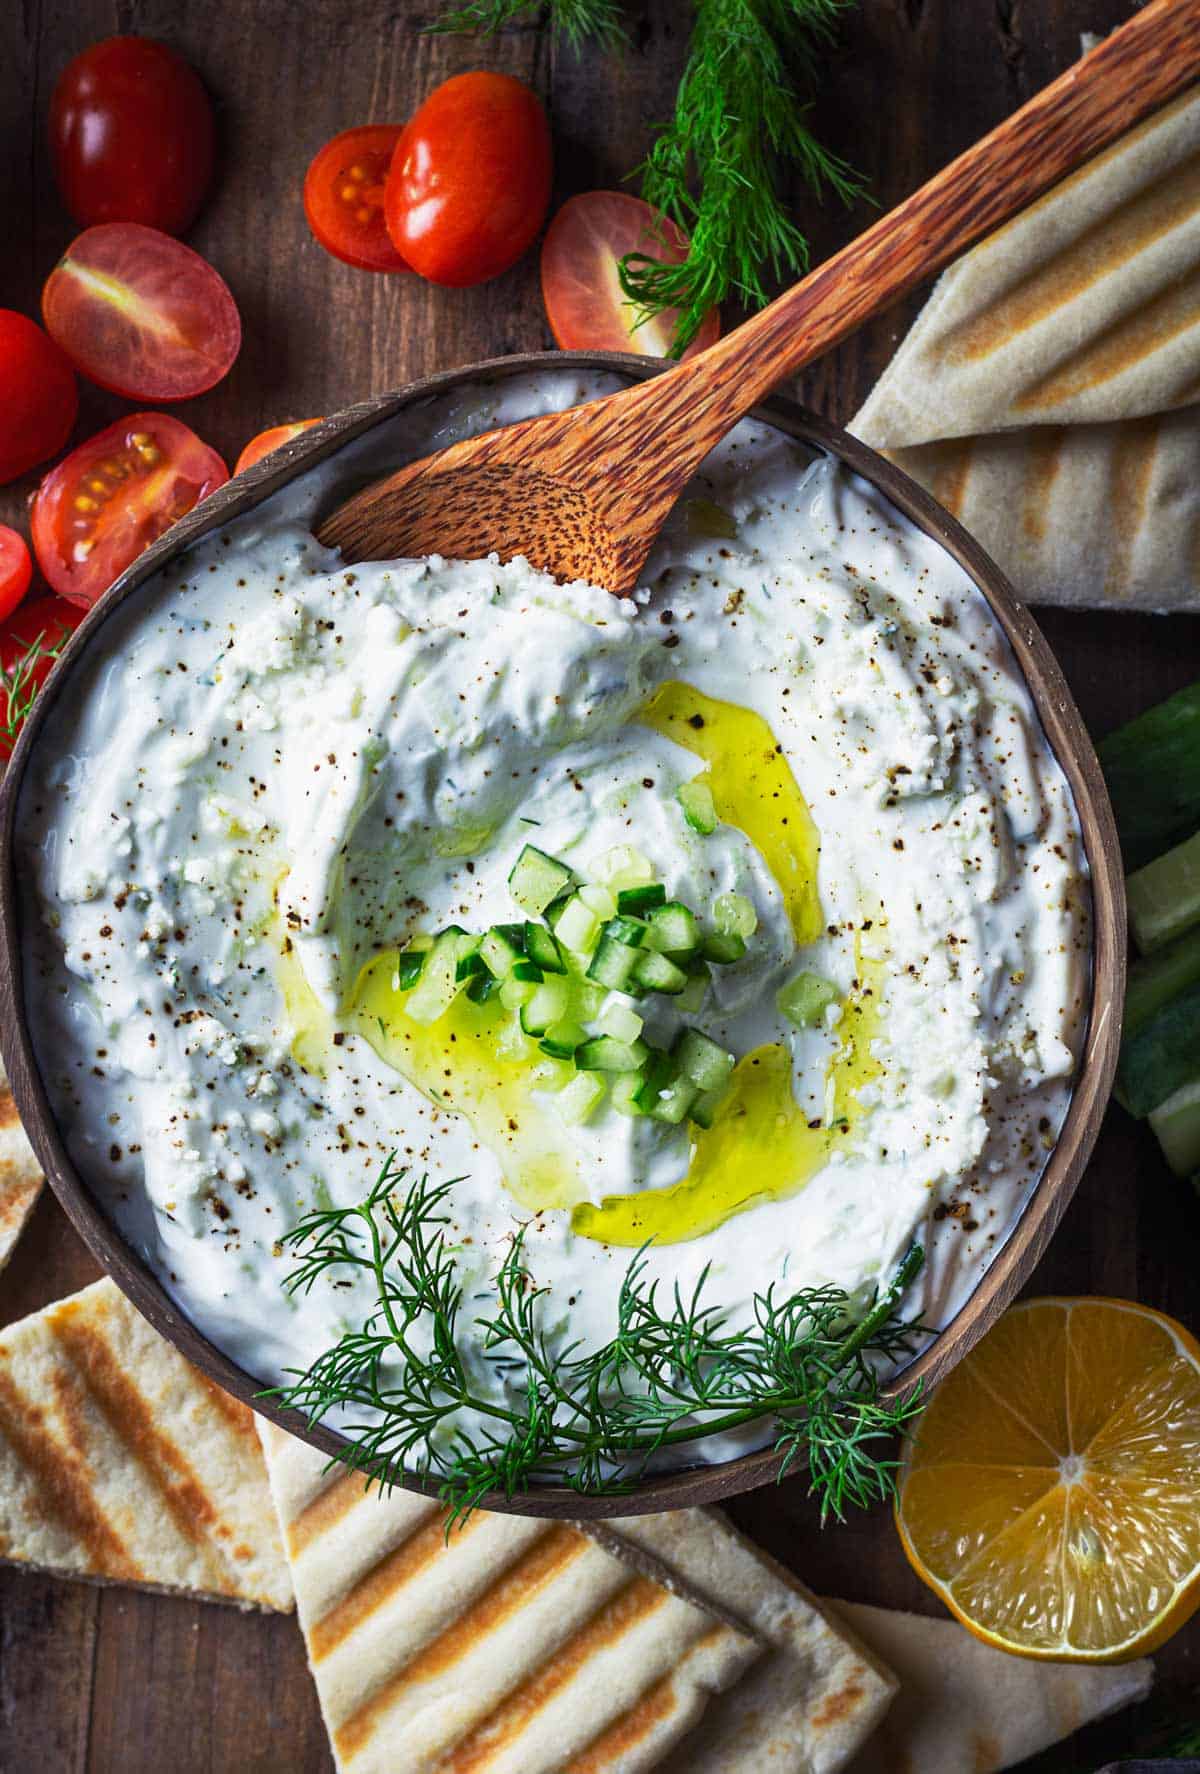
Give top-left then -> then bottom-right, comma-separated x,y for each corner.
1126,828 -> 1200,954
1126,925 -> 1200,1037
1149,1078 -> 1200,1177
1100,683 -> 1200,871
1118,978 -> 1200,1117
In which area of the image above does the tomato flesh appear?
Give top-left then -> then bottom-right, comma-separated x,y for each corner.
0,528 -> 33,622
541,192 -> 720,360
0,595 -> 84,762
42,223 -> 241,402
385,73 -> 551,288
0,310 -> 79,486
50,36 -> 215,235
234,421 -> 322,476
32,413 -> 227,607
304,127 -> 409,272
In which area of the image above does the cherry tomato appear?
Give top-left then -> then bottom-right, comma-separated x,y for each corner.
234,421 -> 322,475
42,224 -> 241,402
385,73 -> 551,288
0,529 -> 33,622
0,310 -> 78,486
304,127 -> 409,272
0,595 -> 85,762
541,192 -> 720,359
31,413 -> 227,608
50,36 -> 216,235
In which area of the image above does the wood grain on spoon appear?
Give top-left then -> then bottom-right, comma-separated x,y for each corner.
318,0 -> 1200,592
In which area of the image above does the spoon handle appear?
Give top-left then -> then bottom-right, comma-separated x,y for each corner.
571,0 -> 1200,513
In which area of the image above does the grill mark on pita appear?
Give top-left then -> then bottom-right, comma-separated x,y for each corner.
1105,416 -> 1160,601
1015,271 -> 1200,412
1021,429 -> 1067,542
0,1362 -> 139,1578
938,148 -> 1200,366
334,1523 -> 586,1760
48,1307 -> 234,1583
569,1667 -> 680,1773
920,438 -> 975,518
287,1465 -> 381,1558
195,1372 -> 259,1442
811,1673 -> 866,1728
432,1576 -> 670,1773
309,1509 -> 480,1661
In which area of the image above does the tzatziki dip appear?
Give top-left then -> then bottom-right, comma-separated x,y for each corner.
20,369 -> 1090,1480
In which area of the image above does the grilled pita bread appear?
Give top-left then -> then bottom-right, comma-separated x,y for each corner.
604,1510 -> 896,1773
833,1599 -> 1153,1774
0,1050 -> 42,1273
0,1278 -> 292,1610
258,1422 -> 762,1774
851,82 -> 1200,609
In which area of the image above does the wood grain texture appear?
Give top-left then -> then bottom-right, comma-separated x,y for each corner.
0,2 -> 1197,1769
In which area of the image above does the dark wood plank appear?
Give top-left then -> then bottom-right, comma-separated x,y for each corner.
1,1 -> 1198,1768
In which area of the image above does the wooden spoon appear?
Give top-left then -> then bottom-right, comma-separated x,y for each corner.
319,0 -> 1200,592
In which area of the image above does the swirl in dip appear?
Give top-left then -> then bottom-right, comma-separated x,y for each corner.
19,371 -> 1090,1458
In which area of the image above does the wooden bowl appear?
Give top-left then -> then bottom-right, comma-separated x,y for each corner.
0,352 -> 1125,1518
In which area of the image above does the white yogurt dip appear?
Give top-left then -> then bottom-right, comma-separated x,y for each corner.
19,370 -> 1090,1465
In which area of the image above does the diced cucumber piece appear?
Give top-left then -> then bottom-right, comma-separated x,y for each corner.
576,1035 -> 650,1073
650,1071 -> 699,1124
632,1050 -> 676,1112
714,891 -> 758,938
539,1020 -> 587,1060
611,1072 -> 646,1117
394,943 -> 429,990
499,974 -> 538,1011
678,776 -> 717,835
777,969 -> 839,1028
1149,1077 -> 1200,1176
1128,829 -> 1200,954
688,1083 -> 730,1129
617,884 -> 666,916
1117,980 -> 1200,1117
646,901 -> 699,955
684,496 -> 738,540
405,931 -> 470,1024
597,1000 -> 644,1043
676,968 -> 709,1014
605,914 -> 648,947
496,1016 -> 534,1061
524,923 -> 566,973
509,844 -> 574,915
587,934 -> 641,991
632,949 -> 688,994
574,980 -> 605,1019
466,971 -> 501,1003
519,977 -> 571,1036
674,1028 -> 735,1092
579,882 -> 617,920
1127,926 -> 1200,1038
594,844 -> 653,889
512,959 -> 544,982
553,894 -> 602,956
554,1071 -> 606,1126
454,941 -> 486,982
702,930 -> 747,965
480,923 -> 525,978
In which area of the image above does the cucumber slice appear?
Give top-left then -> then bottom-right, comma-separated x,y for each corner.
688,1083 -> 730,1129
604,914 -> 648,948
632,949 -> 688,994
1099,683 -> 1200,871
579,883 -> 617,920
1127,926 -> 1200,1038
611,1072 -> 646,1117
777,969 -> 838,1028
1149,1077 -> 1200,1176
512,959 -> 544,983
576,1035 -> 650,1073
454,942 -> 486,982
649,1071 -> 699,1125
519,976 -> 571,1036
394,944 -> 429,990
1117,980 -> 1200,1117
674,1028 -> 735,1091
1127,830 -> 1200,954
616,884 -> 666,915
587,934 -> 641,991
499,974 -> 538,1011
554,1071 -> 606,1126
713,891 -> 757,938
597,1000 -> 644,1044
509,844 -> 574,915
675,968 -> 709,1015
480,923 -> 525,978
539,1020 -> 587,1060
405,931 -> 470,1024
465,971 -> 501,1003
553,895 -> 602,957
677,776 -> 718,835
524,922 -> 566,973
702,930 -> 747,965
646,901 -> 699,955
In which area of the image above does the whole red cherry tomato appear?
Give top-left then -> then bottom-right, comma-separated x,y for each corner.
304,126 -> 409,272
0,529 -> 33,622
49,36 -> 215,235
0,310 -> 78,486
385,73 -> 552,288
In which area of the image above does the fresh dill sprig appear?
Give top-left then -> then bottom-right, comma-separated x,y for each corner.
0,619 -> 73,756
429,0 -> 627,51
268,1156 -> 925,1524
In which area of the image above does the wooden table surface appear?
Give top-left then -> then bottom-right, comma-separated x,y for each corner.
2,1 -> 1198,1768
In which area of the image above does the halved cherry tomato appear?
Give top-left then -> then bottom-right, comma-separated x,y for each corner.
50,36 -> 215,235
385,73 -> 551,288
0,310 -> 78,485
0,529 -> 33,622
31,414 -> 227,608
234,421 -> 322,475
304,127 -> 409,272
0,594 -> 85,762
541,192 -> 720,359
42,224 -> 241,402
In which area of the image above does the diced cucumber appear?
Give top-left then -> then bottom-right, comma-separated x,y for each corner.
509,844 -> 574,915
576,1035 -> 650,1073
587,934 -> 641,991
605,914 -> 648,948
597,1000 -> 644,1043
1127,830 -> 1200,953
394,943 -> 429,991
617,884 -> 666,916
1127,926 -> 1200,1038
524,922 -> 566,973
674,1028 -> 735,1092
499,974 -> 538,1011
677,775 -> 718,835
632,949 -> 688,994
777,969 -> 839,1028
1149,1077 -> 1200,1176
701,930 -> 747,965
594,844 -> 653,889
496,1016 -> 534,1061
519,977 -> 571,1036
579,883 -> 617,920
631,1050 -> 676,1112
466,971 -> 501,1003
553,895 -> 602,957
1099,683 -> 1200,871
646,901 -> 699,955
675,968 -> 709,1014
684,496 -> 738,540
650,1071 -> 699,1124
573,980 -> 605,1019
688,1083 -> 730,1129
539,1019 -> 587,1060
512,959 -> 544,983
611,1072 -> 646,1117
454,941 -> 486,982
554,1071 -> 606,1126
480,923 -> 525,978
1117,980 -> 1200,1117
405,931 -> 470,1024
714,891 -> 758,939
